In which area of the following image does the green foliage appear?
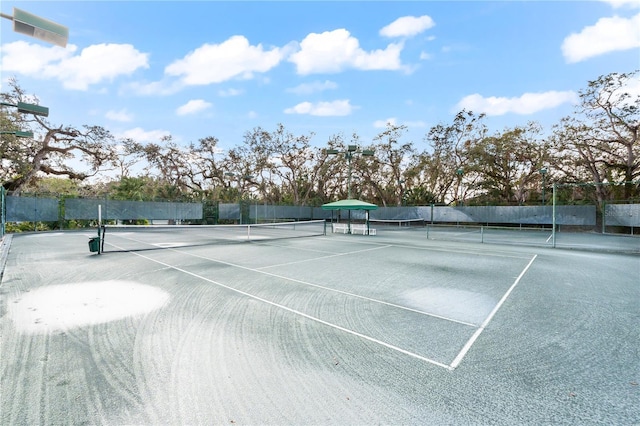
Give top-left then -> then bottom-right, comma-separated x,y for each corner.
4,71 -> 638,208
402,186 -> 437,206
5,221 -> 54,233
22,177 -> 83,196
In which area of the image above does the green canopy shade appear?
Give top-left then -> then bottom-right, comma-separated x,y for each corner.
321,199 -> 378,210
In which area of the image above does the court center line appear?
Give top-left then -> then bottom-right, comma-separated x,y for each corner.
255,244 -> 393,269
103,234 -> 479,327
449,254 -> 538,370
106,240 -> 453,370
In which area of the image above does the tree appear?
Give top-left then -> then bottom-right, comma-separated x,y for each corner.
466,122 -> 549,205
316,133 -> 350,203
551,70 -> 640,204
363,124 -> 413,206
1,79 -> 117,194
264,124 -> 318,205
402,186 -> 437,206
227,128 -> 272,202
20,176 -> 83,196
129,135 -> 199,199
419,110 -> 487,204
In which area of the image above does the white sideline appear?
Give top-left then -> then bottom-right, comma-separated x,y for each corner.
449,254 -> 538,369
106,239 -> 453,369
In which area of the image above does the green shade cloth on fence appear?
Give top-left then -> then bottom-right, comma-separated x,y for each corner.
321,199 -> 378,211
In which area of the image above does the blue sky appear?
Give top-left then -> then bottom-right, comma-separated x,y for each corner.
1,0 -> 639,153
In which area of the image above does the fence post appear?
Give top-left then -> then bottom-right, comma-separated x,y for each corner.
552,183 -> 556,248
33,193 -> 37,232
58,196 -> 64,230
1,187 -> 5,238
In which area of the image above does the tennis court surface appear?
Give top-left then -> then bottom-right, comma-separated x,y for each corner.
1,224 -> 638,424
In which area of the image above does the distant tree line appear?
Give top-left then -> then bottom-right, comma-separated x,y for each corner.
1,70 -> 638,208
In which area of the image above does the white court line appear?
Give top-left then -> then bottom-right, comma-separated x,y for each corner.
338,238 -> 532,260
103,234 -> 474,326
105,240 -> 453,370
256,244 -> 392,269
104,233 -> 535,369
449,254 -> 538,370
173,247 -> 477,327
546,234 -> 553,243
103,233 -> 493,327
451,229 -> 481,237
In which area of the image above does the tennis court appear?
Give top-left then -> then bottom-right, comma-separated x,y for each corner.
1,223 -> 638,424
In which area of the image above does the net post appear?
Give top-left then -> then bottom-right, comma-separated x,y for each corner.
100,225 -> 105,254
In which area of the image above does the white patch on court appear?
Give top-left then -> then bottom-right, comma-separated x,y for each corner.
8,281 -> 170,334
245,235 -> 270,240
23,232 -> 66,237
154,242 -> 190,248
401,287 -> 495,325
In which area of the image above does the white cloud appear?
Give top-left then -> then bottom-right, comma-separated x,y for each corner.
287,80 -> 338,95
117,127 -> 171,143
624,76 -> 640,99
165,35 -> 287,85
562,13 -> 640,63
0,41 -> 73,74
374,117 -> 426,129
404,120 -> 427,128
288,29 -> 405,75
57,44 -> 149,90
419,51 -> 432,60
373,118 -> 397,128
0,41 -> 149,90
599,0 -> 640,8
105,109 -> 133,122
606,74 -> 640,107
380,15 -> 435,38
456,91 -> 578,116
218,88 -> 243,97
284,99 -> 355,116
176,99 -> 212,116
126,79 -> 184,96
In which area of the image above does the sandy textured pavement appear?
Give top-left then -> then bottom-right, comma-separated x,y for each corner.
1,230 -> 638,424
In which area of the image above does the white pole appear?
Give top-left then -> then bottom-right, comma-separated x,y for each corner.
98,204 -> 102,226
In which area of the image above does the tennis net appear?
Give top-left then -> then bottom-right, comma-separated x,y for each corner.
100,220 -> 326,252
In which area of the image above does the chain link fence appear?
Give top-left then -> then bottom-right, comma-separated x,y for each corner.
2,193 -> 638,235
